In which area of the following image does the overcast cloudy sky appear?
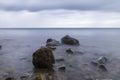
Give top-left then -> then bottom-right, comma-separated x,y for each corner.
0,0 -> 120,28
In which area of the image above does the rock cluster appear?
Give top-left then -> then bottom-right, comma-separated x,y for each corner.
32,35 -> 80,69
92,56 -> 108,71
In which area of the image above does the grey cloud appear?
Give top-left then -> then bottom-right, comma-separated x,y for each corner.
0,10 -> 120,28
0,0 -> 120,11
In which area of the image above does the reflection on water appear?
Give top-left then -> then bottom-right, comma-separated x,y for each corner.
0,29 -> 120,80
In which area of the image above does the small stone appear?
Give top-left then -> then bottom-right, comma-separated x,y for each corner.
66,48 -> 73,54
58,65 -> 66,71
46,38 -> 60,46
97,56 -> 107,64
91,56 -> 107,65
98,64 -> 107,71
91,60 -> 99,65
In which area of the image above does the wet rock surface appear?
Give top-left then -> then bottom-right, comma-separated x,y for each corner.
46,38 -> 60,47
32,47 -> 55,68
61,35 -> 79,45
66,48 -> 84,55
66,48 -> 74,54
92,56 -> 107,65
98,64 -> 107,71
58,65 -> 66,71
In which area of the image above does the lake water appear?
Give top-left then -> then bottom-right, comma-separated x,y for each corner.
0,28 -> 120,80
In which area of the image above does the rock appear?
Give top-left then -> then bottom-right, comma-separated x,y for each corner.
66,48 -> 84,55
66,48 -> 74,54
32,47 -> 55,68
97,56 -> 107,64
61,35 -> 79,45
98,64 -> 107,71
46,38 -> 60,46
91,56 -> 108,71
58,65 -> 66,71
91,56 -> 107,65
5,77 -> 15,80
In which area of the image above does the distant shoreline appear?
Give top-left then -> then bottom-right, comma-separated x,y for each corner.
0,28 -> 120,30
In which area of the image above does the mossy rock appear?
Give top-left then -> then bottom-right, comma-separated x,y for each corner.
32,47 -> 55,69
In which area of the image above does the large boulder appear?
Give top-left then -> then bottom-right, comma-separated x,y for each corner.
32,47 -> 55,68
61,35 -> 79,45
46,38 -> 60,46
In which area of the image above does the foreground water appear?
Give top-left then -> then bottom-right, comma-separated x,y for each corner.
0,29 -> 120,80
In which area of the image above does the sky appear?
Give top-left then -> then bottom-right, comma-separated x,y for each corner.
0,0 -> 120,28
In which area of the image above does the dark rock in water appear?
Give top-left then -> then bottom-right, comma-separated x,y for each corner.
92,56 -> 108,71
66,48 -> 74,54
32,47 -> 55,68
91,60 -> 98,66
97,56 -> 107,64
61,35 -> 79,45
58,65 -> 66,71
98,64 -> 107,71
91,56 -> 107,65
5,77 -> 15,80
46,38 -> 60,46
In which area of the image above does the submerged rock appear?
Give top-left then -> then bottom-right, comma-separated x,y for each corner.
61,35 -> 79,45
46,38 -> 60,46
92,56 -> 107,65
58,65 -> 66,71
66,48 -> 74,54
32,47 -> 55,68
98,64 -> 107,71
92,56 -> 108,71
66,48 -> 83,55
